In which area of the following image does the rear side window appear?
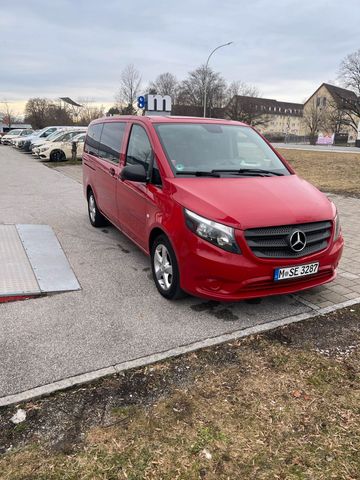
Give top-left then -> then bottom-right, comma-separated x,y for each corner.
42,128 -> 56,138
84,123 -> 103,156
126,124 -> 152,173
98,122 -> 125,163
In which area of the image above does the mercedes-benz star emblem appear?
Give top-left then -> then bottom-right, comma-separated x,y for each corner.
289,230 -> 307,252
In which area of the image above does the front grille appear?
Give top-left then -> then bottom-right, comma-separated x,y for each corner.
245,221 -> 332,258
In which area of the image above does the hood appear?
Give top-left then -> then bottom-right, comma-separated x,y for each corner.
169,175 -> 335,230
32,138 -> 51,147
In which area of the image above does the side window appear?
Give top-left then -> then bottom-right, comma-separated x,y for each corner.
98,122 -> 125,164
126,124 -> 152,173
42,128 -> 56,138
59,132 -> 72,142
84,123 -> 103,156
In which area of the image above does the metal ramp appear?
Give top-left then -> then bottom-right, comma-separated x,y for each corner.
0,225 -> 80,302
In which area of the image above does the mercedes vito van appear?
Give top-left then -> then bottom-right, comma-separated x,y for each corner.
82,116 -> 343,301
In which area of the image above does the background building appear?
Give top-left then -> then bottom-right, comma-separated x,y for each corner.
303,83 -> 359,144
225,96 -> 304,138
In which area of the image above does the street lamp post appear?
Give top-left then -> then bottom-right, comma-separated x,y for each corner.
203,41 -> 233,118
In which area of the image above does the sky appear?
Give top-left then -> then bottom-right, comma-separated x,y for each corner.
0,0 -> 359,115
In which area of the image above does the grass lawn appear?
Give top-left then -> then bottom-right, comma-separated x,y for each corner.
1,305 -> 359,479
278,148 -> 360,197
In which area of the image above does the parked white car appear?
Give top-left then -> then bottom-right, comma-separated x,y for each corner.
1,129 -> 32,145
36,129 -> 87,161
8,129 -> 34,146
30,126 -> 86,152
13,130 -> 39,148
60,132 -> 86,160
21,126 -> 61,151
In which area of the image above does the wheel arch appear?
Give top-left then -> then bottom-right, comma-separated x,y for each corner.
86,184 -> 94,199
148,226 -> 181,268
149,227 -> 166,252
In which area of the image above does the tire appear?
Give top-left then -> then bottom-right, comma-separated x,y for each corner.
87,190 -> 107,227
151,234 -> 186,300
50,150 -> 66,162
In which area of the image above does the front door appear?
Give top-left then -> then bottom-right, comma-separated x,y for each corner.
116,124 -> 153,249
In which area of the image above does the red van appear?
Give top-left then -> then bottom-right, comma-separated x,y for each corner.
82,116 -> 343,301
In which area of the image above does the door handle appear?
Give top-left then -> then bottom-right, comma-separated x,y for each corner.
109,167 -> 116,176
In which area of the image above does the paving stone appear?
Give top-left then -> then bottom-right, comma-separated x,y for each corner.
321,292 -> 347,304
327,284 -> 354,295
316,301 -> 335,308
345,292 -> 360,300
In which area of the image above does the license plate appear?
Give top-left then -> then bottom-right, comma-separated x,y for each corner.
274,262 -> 319,281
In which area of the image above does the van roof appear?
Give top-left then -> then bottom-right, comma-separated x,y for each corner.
91,115 -> 248,127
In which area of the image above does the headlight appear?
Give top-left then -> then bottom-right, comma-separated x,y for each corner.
184,208 -> 240,253
334,213 -> 341,241
39,146 -> 48,152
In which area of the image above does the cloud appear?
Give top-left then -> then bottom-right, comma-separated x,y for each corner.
1,0 -> 359,111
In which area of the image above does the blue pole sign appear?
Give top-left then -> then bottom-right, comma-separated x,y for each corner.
137,96 -> 146,109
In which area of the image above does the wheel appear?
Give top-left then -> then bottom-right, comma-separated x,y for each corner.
151,235 -> 186,300
87,190 -> 107,227
50,150 -> 66,162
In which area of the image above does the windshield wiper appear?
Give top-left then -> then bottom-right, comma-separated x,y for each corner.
211,168 -> 284,176
176,171 -> 221,177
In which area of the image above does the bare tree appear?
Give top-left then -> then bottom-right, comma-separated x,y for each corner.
107,106 -> 120,116
24,98 -> 73,128
116,64 -> 142,115
149,72 -> 178,100
78,105 -> 104,125
226,80 -> 259,100
24,98 -> 50,129
302,98 -> 328,145
224,81 -> 270,127
76,98 -> 104,125
326,97 -> 355,134
177,65 -> 226,115
339,49 -> 360,94
0,101 -> 19,128
336,50 -> 360,131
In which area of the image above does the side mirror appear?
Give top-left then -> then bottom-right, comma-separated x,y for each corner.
121,164 -> 147,182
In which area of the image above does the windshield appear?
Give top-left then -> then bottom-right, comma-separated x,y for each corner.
72,133 -> 86,142
35,127 -> 51,137
7,129 -> 22,136
154,123 -> 290,176
44,131 -> 60,141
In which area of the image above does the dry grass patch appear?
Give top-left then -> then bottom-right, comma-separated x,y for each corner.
278,148 -> 360,197
1,334 -> 359,479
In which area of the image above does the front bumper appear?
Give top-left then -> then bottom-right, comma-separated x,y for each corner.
32,147 -> 41,157
39,151 -> 51,159
176,227 -> 344,301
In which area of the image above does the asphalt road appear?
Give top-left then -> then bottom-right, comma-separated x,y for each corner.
0,147 -> 316,402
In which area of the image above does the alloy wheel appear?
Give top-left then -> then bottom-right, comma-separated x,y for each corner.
153,244 -> 173,291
